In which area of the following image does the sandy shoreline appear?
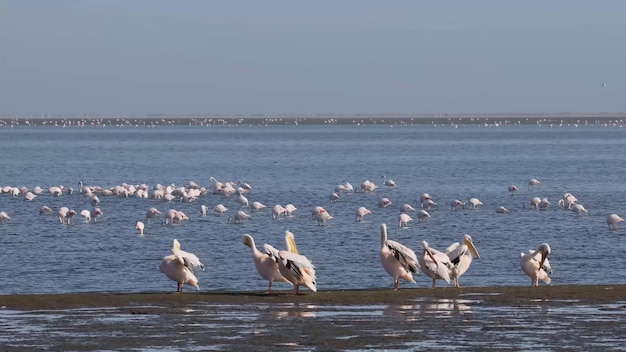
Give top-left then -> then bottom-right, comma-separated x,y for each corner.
1,113 -> 625,127
2,284 -> 624,310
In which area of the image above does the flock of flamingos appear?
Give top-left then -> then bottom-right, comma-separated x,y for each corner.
1,176 -> 624,294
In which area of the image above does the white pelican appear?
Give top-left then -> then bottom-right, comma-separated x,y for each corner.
272,204 -> 286,219
0,211 -> 10,223
379,223 -> 419,290
419,241 -> 452,288
445,235 -> 480,288
496,205 -> 509,213
398,213 -> 413,228
381,175 -> 396,189
378,197 -> 392,208
451,199 -> 465,211
251,201 -> 267,212
400,204 -> 416,213
159,239 -> 204,293
528,178 -> 541,190
214,204 -> 228,216
146,207 -> 161,223
136,221 -> 144,235
417,209 -> 431,222
276,231 -> 316,294
467,198 -> 483,209
228,210 -> 250,224
508,185 -> 518,196
284,204 -> 297,216
520,243 -> 552,286
242,234 -> 291,293
39,206 -> 53,215
607,213 -> 625,230
356,206 -> 372,222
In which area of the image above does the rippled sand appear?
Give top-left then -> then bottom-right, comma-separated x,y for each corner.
2,285 -> 626,351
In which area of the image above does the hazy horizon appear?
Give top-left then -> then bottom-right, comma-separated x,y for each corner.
2,1 -> 624,115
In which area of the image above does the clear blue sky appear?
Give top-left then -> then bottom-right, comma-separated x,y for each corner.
1,1 -> 624,115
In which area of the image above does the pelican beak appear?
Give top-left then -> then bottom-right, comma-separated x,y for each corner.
426,248 -> 439,267
288,236 -> 299,254
468,240 -> 481,259
538,252 -> 547,271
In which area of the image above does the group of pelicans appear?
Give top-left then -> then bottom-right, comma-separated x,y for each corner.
1,176 -> 624,294
158,223 -> 553,294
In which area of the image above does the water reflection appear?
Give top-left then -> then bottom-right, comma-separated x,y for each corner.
383,298 -> 476,321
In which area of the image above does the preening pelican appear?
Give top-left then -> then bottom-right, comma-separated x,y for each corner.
159,239 -> 205,293
528,178 -> 541,190
508,185 -> 518,196
356,206 -> 372,222
276,231 -> 316,294
520,243 -> 552,286
445,235 -> 480,288
607,214 -> 625,230
136,221 -> 144,235
419,241 -> 452,288
379,223 -> 419,290
381,175 -> 396,189
242,234 -> 291,293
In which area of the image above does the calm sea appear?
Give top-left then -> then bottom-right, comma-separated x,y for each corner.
0,123 -> 625,295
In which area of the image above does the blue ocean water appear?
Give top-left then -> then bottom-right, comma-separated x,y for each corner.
0,124 -> 625,295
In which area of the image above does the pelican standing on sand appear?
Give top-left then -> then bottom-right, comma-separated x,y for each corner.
419,241 -> 452,288
520,243 -> 552,286
276,231 -> 317,294
379,223 -> 420,290
159,239 -> 205,293
242,234 -> 291,293
445,235 -> 481,288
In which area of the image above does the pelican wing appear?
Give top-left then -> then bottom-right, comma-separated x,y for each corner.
386,239 -> 419,274
280,251 -> 316,281
172,248 -> 204,272
263,243 -> 281,263
424,249 -> 452,283
527,249 -> 553,274
445,242 -> 466,265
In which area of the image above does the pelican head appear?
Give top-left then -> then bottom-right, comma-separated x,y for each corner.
463,235 -> 481,259
537,243 -> 551,271
285,230 -> 298,254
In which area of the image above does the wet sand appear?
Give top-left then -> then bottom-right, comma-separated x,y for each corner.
2,284 -> 626,310
2,285 -> 626,351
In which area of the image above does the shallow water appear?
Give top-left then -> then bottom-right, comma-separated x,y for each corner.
1,298 -> 626,351
0,124 -> 625,295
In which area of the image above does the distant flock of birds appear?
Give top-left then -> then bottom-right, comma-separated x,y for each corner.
1,176 -> 624,294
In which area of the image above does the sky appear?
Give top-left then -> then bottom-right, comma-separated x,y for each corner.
1,1 -> 624,115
